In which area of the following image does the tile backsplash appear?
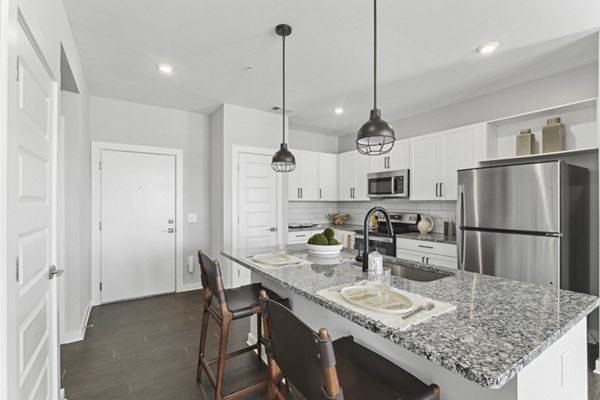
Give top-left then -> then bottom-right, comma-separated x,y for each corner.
289,199 -> 456,234
288,201 -> 339,224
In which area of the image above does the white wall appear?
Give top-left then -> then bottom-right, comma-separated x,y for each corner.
210,104 -> 286,287
339,63 -> 599,152
58,91 -> 92,343
289,128 -> 338,154
89,96 -> 211,288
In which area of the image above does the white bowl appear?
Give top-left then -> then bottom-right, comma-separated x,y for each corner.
307,243 -> 343,256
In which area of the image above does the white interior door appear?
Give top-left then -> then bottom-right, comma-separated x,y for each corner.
237,153 -> 277,286
100,150 -> 176,303
8,23 -> 60,400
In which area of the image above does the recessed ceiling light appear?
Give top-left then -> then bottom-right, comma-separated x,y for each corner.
158,64 -> 174,74
334,107 -> 344,115
476,42 -> 500,54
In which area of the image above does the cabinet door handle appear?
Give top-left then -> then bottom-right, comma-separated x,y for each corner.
439,182 -> 443,197
435,183 -> 439,197
297,188 -> 300,199
300,188 -> 303,199
319,188 -> 322,199
426,257 -> 430,264
421,257 -> 425,263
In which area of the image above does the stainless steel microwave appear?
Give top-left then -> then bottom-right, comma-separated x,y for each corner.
367,170 -> 409,198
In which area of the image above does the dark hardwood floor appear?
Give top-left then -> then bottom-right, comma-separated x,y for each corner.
62,290 -> 599,400
61,290 -> 268,400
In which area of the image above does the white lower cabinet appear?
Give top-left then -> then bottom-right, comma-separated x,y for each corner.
288,230 -> 313,245
396,238 -> 457,269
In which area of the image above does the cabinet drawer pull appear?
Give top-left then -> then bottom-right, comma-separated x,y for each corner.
418,244 -> 434,249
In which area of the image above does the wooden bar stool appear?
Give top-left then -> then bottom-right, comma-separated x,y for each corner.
196,251 -> 287,400
259,290 -> 441,400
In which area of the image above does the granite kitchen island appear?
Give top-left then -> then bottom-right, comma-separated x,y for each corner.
222,245 -> 598,400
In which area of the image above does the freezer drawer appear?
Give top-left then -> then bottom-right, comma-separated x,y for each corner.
458,162 -> 560,233
460,229 -> 560,289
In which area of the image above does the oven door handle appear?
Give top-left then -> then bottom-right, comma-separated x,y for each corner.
354,234 -> 394,244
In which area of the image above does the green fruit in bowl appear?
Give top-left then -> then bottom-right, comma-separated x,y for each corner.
309,233 -> 328,245
327,238 -> 339,245
323,227 -> 335,239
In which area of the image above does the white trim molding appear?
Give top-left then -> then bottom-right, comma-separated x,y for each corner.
90,141 -> 184,305
60,301 -> 91,344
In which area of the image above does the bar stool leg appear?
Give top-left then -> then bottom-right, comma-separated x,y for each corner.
214,315 -> 231,400
197,301 -> 211,382
256,315 -> 262,362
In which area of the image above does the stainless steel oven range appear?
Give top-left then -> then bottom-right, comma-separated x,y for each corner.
354,212 -> 419,258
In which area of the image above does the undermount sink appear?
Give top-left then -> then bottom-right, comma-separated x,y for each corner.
385,263 -> 453,282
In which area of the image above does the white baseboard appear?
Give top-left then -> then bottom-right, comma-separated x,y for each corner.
60,388 -> 66,400
178,281 -> 203,293
60,301 -> 92,344
595,359 -> 600,375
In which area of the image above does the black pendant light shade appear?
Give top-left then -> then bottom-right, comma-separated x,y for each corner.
271,24 -> 296,173
356,0 -> 395,156
356,109 -> 395,155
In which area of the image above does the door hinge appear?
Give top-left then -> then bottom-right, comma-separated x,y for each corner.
16,57 -> 20,82
99,221 -> 102,230
99,161 -> 102,170
16,257 -> 19,282
99,282 -> 102,291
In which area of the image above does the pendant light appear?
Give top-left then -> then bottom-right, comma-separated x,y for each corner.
356,0 -> 396,155
271,24 -> 296,173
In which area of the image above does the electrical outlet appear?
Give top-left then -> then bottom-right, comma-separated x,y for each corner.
561,351 -> 570,387
187,213 -> 197,223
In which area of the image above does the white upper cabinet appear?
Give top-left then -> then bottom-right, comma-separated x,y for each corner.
318,153 -> 338,201
288,150 -> 319,201
409,133 -> 439,200
369,139 -> 410,173
354,152 -> 370,200
338,151 -> 355,201
338,150 -> 369,201
409,126 -> 478,201
288,150 -> 338,201
439,126 -> 476,199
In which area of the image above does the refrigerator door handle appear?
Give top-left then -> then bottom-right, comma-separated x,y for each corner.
457,184 -> 465,270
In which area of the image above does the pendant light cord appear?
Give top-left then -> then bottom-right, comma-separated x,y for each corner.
282,35 -> 286,144
373,0 -> 377,110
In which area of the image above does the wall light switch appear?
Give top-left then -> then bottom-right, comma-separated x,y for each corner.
188,213 -> 197,223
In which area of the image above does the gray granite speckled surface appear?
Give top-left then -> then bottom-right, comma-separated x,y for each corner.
396,231 -> 457,245
222,245 -> 598,389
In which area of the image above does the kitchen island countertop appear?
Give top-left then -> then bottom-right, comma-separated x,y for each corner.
222,245 -> 598,390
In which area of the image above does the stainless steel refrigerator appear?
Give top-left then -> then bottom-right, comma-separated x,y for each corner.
457,161 -> 588,293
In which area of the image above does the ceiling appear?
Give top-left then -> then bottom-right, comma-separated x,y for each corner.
63,0 -> 600,136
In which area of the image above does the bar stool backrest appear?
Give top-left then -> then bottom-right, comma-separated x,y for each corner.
198,250 -> 227,305
261,297 -> 341,400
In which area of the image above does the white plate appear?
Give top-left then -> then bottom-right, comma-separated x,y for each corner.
253,253 -> 292,265
307,243 -> 343,256
340,286 -> 414,315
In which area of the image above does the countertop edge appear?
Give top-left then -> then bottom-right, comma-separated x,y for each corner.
221,250 -> 599,389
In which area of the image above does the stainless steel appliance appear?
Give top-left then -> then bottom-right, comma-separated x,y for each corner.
355,212 -> 420,258
457,161 -> 588,293
367,170 -> 409,198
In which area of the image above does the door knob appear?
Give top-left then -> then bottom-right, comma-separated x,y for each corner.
162,228 -> 175,233
268,227 -> 277,232
48,265 -> 64,280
